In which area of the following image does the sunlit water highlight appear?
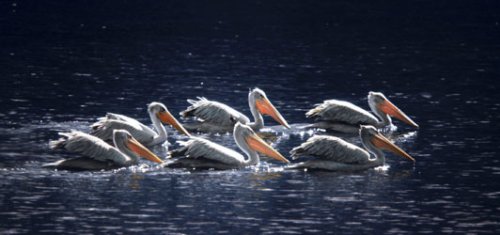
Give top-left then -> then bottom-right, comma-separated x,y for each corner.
2,1 -> 500,234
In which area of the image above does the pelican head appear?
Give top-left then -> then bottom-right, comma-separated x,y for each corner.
249,88 -> 290,129
367,92 -> 419,128
148,102 -> 191,136
234,122 -> 289,163
113,129 -> 163,163
360,125 -> 415,162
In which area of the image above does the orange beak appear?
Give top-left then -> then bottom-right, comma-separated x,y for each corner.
378,99 -> 419,128
245,133 -> 290,163
371,133 -> 415,162
255,97 -> 290,129
157,111 -> 191,136
126,137 -> 163,163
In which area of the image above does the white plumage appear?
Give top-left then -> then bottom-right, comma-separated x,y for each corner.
46,129 -> 163,170
180,88 -> 289,133
289,125 -> 415,171
91,102 -> 190,146
175,137 -> 246,166
306,99 -> 378,126
50,130 -> 130,165
305,92 -> 418,133
91,113 -> 158,145
182,97 -> 250,126
291,135 -> 369,164
166,122 -> 289,169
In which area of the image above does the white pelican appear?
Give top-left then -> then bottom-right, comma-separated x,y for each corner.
180,88 -> 290,133
306,92 -> 419,133
288,125 -> 415,171
44,129 -> 163,171
91,102 -> 190,146
165,122 -> 289,170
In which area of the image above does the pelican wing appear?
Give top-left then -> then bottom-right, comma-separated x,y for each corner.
49,130 -> 128,164
175,137 -> 245,166
290,135 -> 369,164
306,99 -> 378,125
90,113 -> 156,144
180,97 -> 250,126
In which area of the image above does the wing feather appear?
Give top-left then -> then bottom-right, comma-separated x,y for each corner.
306,99 -> 378,125
180,97 -> 250,126
177,137 -> 245,165
50,130 -> 127,164
90,113 -> 156,144
290,135 -> 369,164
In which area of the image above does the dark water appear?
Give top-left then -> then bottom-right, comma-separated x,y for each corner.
2,1 -> 500,234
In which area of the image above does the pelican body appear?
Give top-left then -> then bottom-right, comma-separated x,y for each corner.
180,88 -> 290,133
166,122 -> 289,170
288,125 -> 415,171
91,102 -> 190,146
45,130 -> 163,171
306,92 -> 418,133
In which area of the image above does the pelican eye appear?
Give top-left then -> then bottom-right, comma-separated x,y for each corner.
229,116 -> 236,123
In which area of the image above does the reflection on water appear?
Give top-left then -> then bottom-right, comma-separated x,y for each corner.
2,0 -> 500,234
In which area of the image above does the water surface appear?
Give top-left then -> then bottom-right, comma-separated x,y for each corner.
1,1 -> 500,234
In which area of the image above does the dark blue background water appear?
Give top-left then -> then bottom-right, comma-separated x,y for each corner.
1,1 -> 500,234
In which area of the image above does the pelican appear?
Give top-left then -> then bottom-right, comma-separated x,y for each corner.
91,102 -> 190,146
306,92 -> 419,133
165,122 -> 289,170
180,88 -> 290,133
44,129 -> 163,171
288,125 -> 415,171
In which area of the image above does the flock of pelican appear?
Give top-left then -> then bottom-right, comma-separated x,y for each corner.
45,88 -> 418,172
